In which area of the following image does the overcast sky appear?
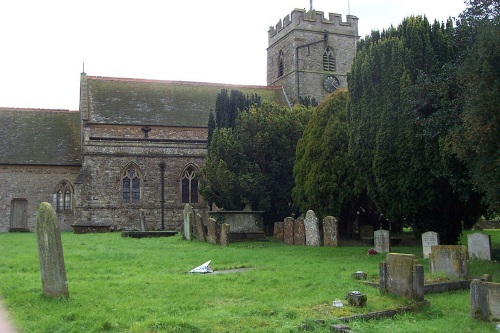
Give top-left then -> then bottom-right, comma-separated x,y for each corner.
0,0 -> 466,110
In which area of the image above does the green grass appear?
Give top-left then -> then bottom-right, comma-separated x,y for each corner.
0,230 -> 499,333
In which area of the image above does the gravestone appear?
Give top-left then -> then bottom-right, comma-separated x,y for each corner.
182,204 -> 193,240
139,209 -> 147,232
220,223 -> 230,246
430,245 -> 468,278
206,218 -> 219,245
470,280 -> 500,321
360,225 -> 374,244
323,216 -> 339,247
421,231 -> 439,259
379,253 -> 424,300
467,232 -> 492,261
304,210 -> 320,246
374,229 -> 391,253
273,222 -> 284,242
35,202 -> 69,299
284,217 -> 294,245
193,213 -> 206,241
293,217 -> 306,245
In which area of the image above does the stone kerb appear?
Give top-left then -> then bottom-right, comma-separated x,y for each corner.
379,253 -> 424,300
304,210 -> 320,246
421,231 -> 439,259
35,202 -> 69,299
323,216 -> 339,247
430,245 -> 469,278
467,232 -> 492,261
470,280 -> 500,321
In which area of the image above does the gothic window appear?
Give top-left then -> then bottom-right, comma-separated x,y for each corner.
181,164 -> 198,204
278,50 -> 284,77
323,47 -> 335,72
122,163 -> 142,203
55,180 -> 73,212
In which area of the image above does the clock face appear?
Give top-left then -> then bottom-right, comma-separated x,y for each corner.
323,75 -> 340,93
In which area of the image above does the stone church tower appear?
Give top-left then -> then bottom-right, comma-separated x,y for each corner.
267,8 -> 358,104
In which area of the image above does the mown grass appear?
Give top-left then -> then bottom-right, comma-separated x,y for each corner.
0,230 -> 499,333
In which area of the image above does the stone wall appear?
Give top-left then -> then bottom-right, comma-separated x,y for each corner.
0,165 -> 81,232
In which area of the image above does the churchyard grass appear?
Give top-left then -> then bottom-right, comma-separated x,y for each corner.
0,230 -> 499,333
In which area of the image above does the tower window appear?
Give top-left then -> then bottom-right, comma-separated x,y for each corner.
122,163 -> 142,203
181,165 -> 198,204
55,180 -> 73,212
278,50 -> 284,77
323,47 -> 335,72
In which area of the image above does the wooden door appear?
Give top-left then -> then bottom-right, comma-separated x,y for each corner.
10,199 -> 28,231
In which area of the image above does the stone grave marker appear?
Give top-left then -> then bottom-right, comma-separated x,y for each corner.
35,202 -> 69,299
139,209 -> 147,232
206,218 -> 219,245
360,225 -> 374,244
467,232 -> 492,261
273,221 -> 284,242
374,229 -> 391,253
379,253 -> 424,300
284,217 -> 294,245
470,280 -> 500,321
421,231 -> 439,259
304,210 -> 320,246
323,216 -> 339,247
430,245 -> 468,278
182,204 -> 193,240
293,217 -> 306,245
219,223 -> 230,246
193,213 -> 206,241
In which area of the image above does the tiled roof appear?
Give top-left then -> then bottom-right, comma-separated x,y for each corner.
0,108 -> 81,165
86,76 -> 289,127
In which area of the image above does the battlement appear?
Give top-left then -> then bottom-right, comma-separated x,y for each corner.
268,8 -> 358,44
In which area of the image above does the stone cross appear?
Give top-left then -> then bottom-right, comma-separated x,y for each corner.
304,210 -> 320,246
35,202 -> 69,299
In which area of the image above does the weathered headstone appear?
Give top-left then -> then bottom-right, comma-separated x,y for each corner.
293,217 -> 306,245
284,217 -> 294,245
430,245 -> 469,278
323,216 -> 339,247
206,218 -> 219,245
467,232 -> 492,261
219,223 -> 230,246
182,204 -> 193,240
304,210 -> 320,246
470,280 -> 500,321
273,222 -> 284,242
379,253 -> 424,300
360,225 -> 374,244
193,213 -> 206,242
35,202 -> 69,299
139,209 -> 147,232
374,229 -> 391,253
421,231 -> 439,259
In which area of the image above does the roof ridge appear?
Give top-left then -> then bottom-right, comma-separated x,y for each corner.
0,107 -> 76,112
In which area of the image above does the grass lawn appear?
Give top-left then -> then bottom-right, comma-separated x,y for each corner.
0,230 -> 499,333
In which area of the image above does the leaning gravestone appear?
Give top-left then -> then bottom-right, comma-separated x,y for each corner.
323,216 -> 339,247
374,229 -> 391,253
467,232 -> 492,261
430,245 -> 468,278
182,204 -> 193,240
421,231 -> 439,259
35,202 -> 69,299
304,210 -> 320,246
206,218 -> 219,245
193,213 -> 206,242
379,253 -> 424,300
273,222 -> 284,242
284,217 -> 294,245
293,217 -> 306,245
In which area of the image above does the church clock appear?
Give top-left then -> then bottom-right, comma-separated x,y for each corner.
323,75 -> 340,93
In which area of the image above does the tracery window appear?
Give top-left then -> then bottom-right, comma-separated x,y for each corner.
122,163 -> 142,203
181,164 -> 198,204
278,50 -> 284,77
55,180 -> 73,212
323,46 -> 335,72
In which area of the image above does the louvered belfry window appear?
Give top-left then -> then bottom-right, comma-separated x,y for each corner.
323,47 -> 335,72
278,50 -> 284,78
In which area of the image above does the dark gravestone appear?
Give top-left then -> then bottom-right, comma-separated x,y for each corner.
293,217 -> 306,245
273,222 -> 284,242
323,216 -> 339,247
193,213 -> 206,242
206,218 -> 219,245
284,217 -> 294,245
35,202 -> 69,299
220,223 -> 230,246
304,210 -> 320,246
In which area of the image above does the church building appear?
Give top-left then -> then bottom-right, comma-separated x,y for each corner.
0,8 -> 358,232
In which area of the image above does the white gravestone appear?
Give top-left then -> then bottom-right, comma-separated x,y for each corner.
467,232 -> 492,261
421,231 -> 439,259
374,229 -> 391,253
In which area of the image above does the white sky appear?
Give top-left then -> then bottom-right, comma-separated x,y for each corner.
0,0 -> 466,110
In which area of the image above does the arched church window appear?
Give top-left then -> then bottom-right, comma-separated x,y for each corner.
181,164 -> 198,204
323,47 -> 335,72
122,163 -> 142,203
278,50 -> 284,77
55,180 -> 73,212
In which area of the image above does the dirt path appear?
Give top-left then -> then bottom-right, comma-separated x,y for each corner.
0,302 -> 16,333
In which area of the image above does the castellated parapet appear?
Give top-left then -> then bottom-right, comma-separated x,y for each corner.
268,9 -> 358,45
